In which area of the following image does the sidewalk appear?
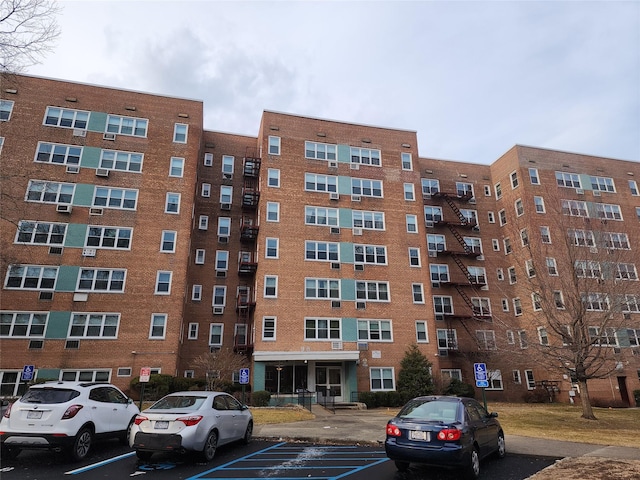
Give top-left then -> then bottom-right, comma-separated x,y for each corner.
253,405 -> 640,461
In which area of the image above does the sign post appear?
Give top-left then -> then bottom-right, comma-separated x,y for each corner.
474,363 -> 489,411
139,367 -> 151,410
239,368 -> 250,404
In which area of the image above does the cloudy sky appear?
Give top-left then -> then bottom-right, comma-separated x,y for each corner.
28,0 -> 640,164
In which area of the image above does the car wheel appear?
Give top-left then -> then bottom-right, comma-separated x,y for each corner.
69,427 -> 92,461
395,460 -> 410,472
136,450 -> 153,461
1,444 -> 21,460
241,421 -> 253,445
120,417 -> 135,444
200,430 -> 217,462
496,432 -> 506,458
463,446 -> 481,480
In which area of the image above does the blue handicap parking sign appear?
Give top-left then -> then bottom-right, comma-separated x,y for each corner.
21,365 -> 35,381
239,368 -> 250,385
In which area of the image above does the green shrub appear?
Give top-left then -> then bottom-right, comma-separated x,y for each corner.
252,390 -> 271,407
444,378 -> 476,398
522,389 -> 550,403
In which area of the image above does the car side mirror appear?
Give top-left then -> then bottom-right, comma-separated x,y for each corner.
127,398 -> 134,405
489,412 -> 498,418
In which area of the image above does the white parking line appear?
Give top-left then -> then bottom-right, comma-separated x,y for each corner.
64,451 -> 136,475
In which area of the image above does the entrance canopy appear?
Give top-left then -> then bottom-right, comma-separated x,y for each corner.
253,351 -> 360,362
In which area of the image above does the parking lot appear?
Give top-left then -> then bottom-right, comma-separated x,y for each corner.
0,439 -> 558,479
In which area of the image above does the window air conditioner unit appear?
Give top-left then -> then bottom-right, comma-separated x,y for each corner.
351,195 -> 361,202
331,300 -> 341,308
82,248 -> 96,257
28,340 -> 44,350
49,246 -> 64,255
328,161 -> 338,168
428,251 -> 438,257
477,255 -> 485,260
215,270 -> 227,278
89,207 -> 103,215
218,236 -> 229,244
222,173 -> 232,180
423,193 -> 431,200
357,342 -> 368,351
331,262 -> 340,269
350,163 -> 360,170
331,341 -> 343,350
435,314 -> 445,321
329,192 -> 339,200
593,190 -> 601,197
39,291 -> 54,301
356,301 -> 366,310
221,203 -> 231,210
96,168 -> 110,177
575,189 -> 584,195
209,346 -> 220,353
354,263 -> 364,271
589,247 -> 598,254
73,128 -> 86,137
426,220 -> 434,228
66,165 -> 80,174
56,204 -> 72,213
330,227 -> 340,234
213,306 -> 224,315
103,133 -> 116,141
353,227 -> 363,236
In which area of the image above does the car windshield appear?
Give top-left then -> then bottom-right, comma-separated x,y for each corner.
149,395 -> 207,410
21,387 -> 80,404
398,399 -> 459,423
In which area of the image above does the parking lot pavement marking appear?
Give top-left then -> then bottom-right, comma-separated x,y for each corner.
64,452 -> 137,475
187,443 -> 388,480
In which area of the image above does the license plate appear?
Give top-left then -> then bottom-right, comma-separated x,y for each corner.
27,411 -> 43,419
154,421 -> 169,430
409,430 -> 429,441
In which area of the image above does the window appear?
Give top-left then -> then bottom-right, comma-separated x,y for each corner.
191,285 -> 202,302
506,331 -> 515,344
220,185 -> 233,204
77,268 -> 125,292
188,322 -> 199,340
106,114 -> 148,137
487,370 -> 503,390
627,329 -> 640,347
149,314 -> 166,339
546,257 -> 558,276
354,244 -> 387,264
595,203 -> 623,220
0,312 -> 47,337
510,171 -> 519,189
408,247 -> 421,267
85,226 -> 132,250
265,237 -> 279,258
61,370 -> 111,382
305,278 -> 340,299
69,313 -> 119,338
222,155 -> 234,175
503,238 -> 512,254
513,298 -> 523,316
210,324 -> 223,347
568,229 -> 595,247
519,331 -> 528,349
168,157 -> 184,177
537,327 -> 549,346
430,264 -> 449,284
44,106 -> 89,129
464,237 -> 482,255
575,260 -> 601,279
305,173 -> 337,193
351,178 -> 383,198
437,329 -> 458,351
305,141 -> 337,160
467,266 -> 486,284
590,176 -> 615,193
520,228 -> 529,247
492,239 -> 500,251
93,187 -> 138,210
268,136 -> 280,155
352,210 -> 385,230
212,286 -> 226,307
472,297 -> 491,316
456,182 -> 474,199
305,206 -> 339,226
403,183 -> 415,200
562,199 -> 588,217
35,142 -> 82,165
201,183 -> 211,197
266,202 -> 280,222
532,292 -> 542,311
588,326 -> 617,346
427,234 -> 446,253
264,276 -> 278,298
616,263 -> 638,280
306,241 -> 339,262
1,99 -> 15,121
173,123 -> 188,143
488,211 -> 495,223
267,168 -> 280,187
165,193 -> 181,213
629,180 -> 639,196
199,215 -> 209,230
16,221 -> 66,245
622,294 -> 640,313
195,249 -> 206,264
476,330 -> 496,350
99,149 -> 143,172
433,296 -> 453,315
636,207 -> 640,220
508,267 -> 517,284
356,281 -> 389,301
350,147 -> 381,166
215,251 -> 229,271
424,206 -> 443,222
512,370 -> 521,384
496,268 -> 504,281
401,152 -> 412,170
515,199 -> 524,216
416,321 -> 428,342
495,182 -> 502,199
412,283 -> 424,303
370,368 -> 395,391
305,318 -> 341,340
555,171 -> 581,188
603,232 -> 630,249
540,226 -> 551,243
217,217 -> 231,237
358,319 -> 392,341
502,299 -> 509,312
441,369 -> 462,381
406,214 -> 418,233
204,153 -> 213,166
26,180 -> 74,204
262,317 -> 276,341
154,271 -> 172,294
460,209 -> 478,226
422,178 -> 440,195
499,209 -> 507,226
529,168 -> 539,185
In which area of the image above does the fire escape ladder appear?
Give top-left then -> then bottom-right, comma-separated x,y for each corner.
442,194 -> 468,224
446,224 -> 470,252
451,254 -> 474,283
453,284 -> 476,312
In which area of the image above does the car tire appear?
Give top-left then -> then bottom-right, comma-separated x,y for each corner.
120,417 -> 135,445
1,444 -> 21,460
200,430 -> 217,462
136,450 -> 153,461
496,432 -> 506,459
69,427 -> 92,461
241,421 -> 253,445
395,460 -> 410,472
463,446 -> 481,480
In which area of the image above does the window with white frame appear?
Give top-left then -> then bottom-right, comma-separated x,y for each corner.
495,182 -> 502,199
352,210 -> 385,230
356,281 -> 389,301
305,206 -> 339,226
616,263 -> 638,280
93,187 -> 138,210
596,203 -> 623,220
203,153 -> 213,166
590,176 -> 615,193
0,312 -> 48,337
456,182 -> 474,199
510,171 -> 519,189
575,260 -> 602,279
165,193 -> 181,213
16,221 -> 66,245
61,370 -> 111,382
588,326 -> 617,346
467,266 -> 486,284
212,286 -> 226,307
268,136 -> 280,155
512,370 -> 521,384
628,180 -> 639,196
603,232 -> 630,249
215,251 -> 229,271
266,202 -> 280,222
217,217 -> 231,237
433,296 -> 453,315
528,168 -> 539,185
540,226 -> 551,243
195,249 -> 205,264
354,244 -> 387,264
412,283 -> 424,303
149,314 -> 167,339
513,298 -> 523,316
404,183 -> 415,200
1,99 -> 15,121
554,291 -> 565,309
267,168 -> 280,187
508,266 -> 517,284
406,214 -> 418,233
476,330 -> 496,350
173,123 -> 188,143
106,114 -> 148,137
262,317 -> 276,340
499,209 -> 507,226
350,147 -> 381,166
221,155 -> 234,175
464,237 -> 482,255
502,299 -> 509,312
26,180 -> 74,204
622,294 -> 640,313
68,313 -> 119,338
427,234 -> 446,253
488,211 -> 495,223
627,328 -> 640,346
77,268 -> 124,292
35,142 -> 82,165
358,319 -> 392,341
460,209 -> 478,225
86,226 -> 132,249
520,228 -> 529,247
305,141 -> 337,160
532,292 -> 542,311
484,185 -> 491,196
264,276 -> 278,298
100,149 -> 143,172
202,183 -> 211,197
537,326 -> 549,346
306,241 -> 339,262
265,237 -> 279,258
305,278 -> 340,299
472,297 -> 491,316
351,178 -> 383,197
155,271 -> 172,294
408,247 -> 421,267
424,206 -> 443,222
546,257 -> 558,276
370,367 -> 395,391
305,173 -> 337,192
518,331 -> 528,349
401,152 -> 412,170
562,199 -> 588,217
515,198 -> 524,216
304,318 -> 340,340
437,329 -> 458,351
44,106 -> 89,129
220,185 -> 233,206
422,178 -> 440,195
209,323 -> 223,347
487,370 -> 503,390
430,264 -> 449,284
199,215 -> 208,230
496,268 -> 504,281
416,321 -> 428,342
568,229 -> 595,247
503,238 -> 512,254
526,259 -> 535,278
441,369 -> 462,381
191,285 -> 202,301
492,239 -> 500,251
555,171 -> 581,188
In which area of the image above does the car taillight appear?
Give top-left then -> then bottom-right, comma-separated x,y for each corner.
386,424 -> 402,437
61,404 -> 83,420
437,428 -> 462,441
134,415 -> 148,425
176,415 -> 203,427
3,403 -> 12,418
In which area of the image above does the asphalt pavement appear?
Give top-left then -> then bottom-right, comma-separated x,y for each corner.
253,405 -> 640,461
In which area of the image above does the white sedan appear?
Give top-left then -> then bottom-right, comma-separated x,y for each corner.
130,391 -> 253,462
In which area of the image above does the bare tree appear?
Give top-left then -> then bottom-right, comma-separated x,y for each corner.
191,348 -> 249,392
0,0 -> 60,72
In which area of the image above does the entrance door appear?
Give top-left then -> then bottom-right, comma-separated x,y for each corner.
315,366 -> 343,401
617,376 -> 630,406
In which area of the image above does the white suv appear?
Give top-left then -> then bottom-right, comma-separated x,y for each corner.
0,381 -> 139,461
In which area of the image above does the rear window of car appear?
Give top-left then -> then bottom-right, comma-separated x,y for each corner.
398,399 -> 459,422
21,388 -> 80,404
149,395 -> 207,410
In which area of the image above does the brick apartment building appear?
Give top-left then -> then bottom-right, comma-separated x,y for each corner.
1,74 -> 639,406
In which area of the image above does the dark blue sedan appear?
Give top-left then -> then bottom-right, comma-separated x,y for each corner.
385,395 -> 505,479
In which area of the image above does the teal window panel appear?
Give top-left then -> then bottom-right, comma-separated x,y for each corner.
337,176 -> 350,195
338,208 -> 352,229
341,317 -> 357,342
341,278 -> 355,301
337,144 -> 351,163
88,111 -> 107,132
616,329 -> 631,348
35,368 -> 61,381
253,362 -> 266,391
578,174 -> 592,191
345,362 -> 358,395
73,184 -> 95,207
56,265 -> 80,292
340,242 -> 354,263
64,224 -> 87,248
45,311 -> 71,339
80,146 -> 101,169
